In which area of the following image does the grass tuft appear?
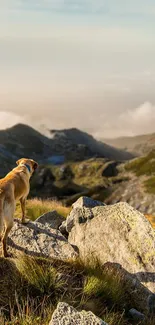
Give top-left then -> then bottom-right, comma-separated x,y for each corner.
0,255 -> 136,325
15,254 -> 65,295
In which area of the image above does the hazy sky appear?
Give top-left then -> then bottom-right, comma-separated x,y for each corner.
0,0 -> 155,138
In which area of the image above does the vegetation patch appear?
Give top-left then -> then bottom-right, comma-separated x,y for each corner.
14,199 -> 71,221
125,150 -> 155,176
0,254 -> 144,325
144,176 -> 155,194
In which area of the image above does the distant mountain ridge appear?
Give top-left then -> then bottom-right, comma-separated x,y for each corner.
102,132 -> 155,156
50,127 -> 134,161
0,123 -> 133,176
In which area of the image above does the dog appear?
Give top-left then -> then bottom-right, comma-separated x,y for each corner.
0,158 -> 38,257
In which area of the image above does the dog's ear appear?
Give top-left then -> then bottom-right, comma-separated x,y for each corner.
32,161 -> 38,170
16,159 -> 23,165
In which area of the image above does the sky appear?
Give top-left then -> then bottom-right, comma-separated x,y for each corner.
0,0 -> 155,138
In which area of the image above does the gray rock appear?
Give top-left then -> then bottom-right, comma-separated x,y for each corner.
49,302 -> 108,325
36,210 -> 65,229
66,200 -> 155,310
147,294 -> 155,315
8,219 -> 78,260
59,220 -> 68,237
129,309 -> 145,321
72,196 -> 105,209
59,196 -> 105,235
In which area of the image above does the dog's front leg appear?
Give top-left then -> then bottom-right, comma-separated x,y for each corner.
20,197 -> 29,224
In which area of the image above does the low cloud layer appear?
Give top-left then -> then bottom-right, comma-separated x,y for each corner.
1,101 -> 155,139
94,102 -> 155,138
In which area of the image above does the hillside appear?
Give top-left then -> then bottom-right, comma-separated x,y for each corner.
102,132 -> 155,156
50,128 -> 134,161
0,124 -> 133,176
30,150 -> 155,220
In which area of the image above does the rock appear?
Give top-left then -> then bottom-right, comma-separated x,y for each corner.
31,166 -> 55,188
102,161 -> 119,177
147,294 -> 155,315
36,210 -> 65,229
129,308 -> 145,321
59,221 -> 68,237
66,199 -> 155,309
58,165 -> 74,181
49,302 -> 108,325
72,196 -> 106,209
7,219 -> 78,260
59,196 -> 105,235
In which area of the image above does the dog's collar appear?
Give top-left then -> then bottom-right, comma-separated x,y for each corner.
24,164 -> 31,173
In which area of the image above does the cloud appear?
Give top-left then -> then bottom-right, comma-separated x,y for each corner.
95,102 -> 155,138
0,111 -> 25,129
1,102 -> 155,140
0,111 -> 52,137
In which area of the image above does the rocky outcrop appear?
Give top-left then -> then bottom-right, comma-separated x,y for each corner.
102,161 -> 119,177
63,199 -> 155,297
49,302 -> 107,325
60,197 -> 105,235
36,210 -> 65,229
58,165 -> 74,181
72,196 -> 106,209
8,219 -> 77,260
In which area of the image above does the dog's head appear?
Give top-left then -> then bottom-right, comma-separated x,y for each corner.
16,158 -> 38,175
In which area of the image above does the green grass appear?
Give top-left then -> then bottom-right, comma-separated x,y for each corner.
49,158 -> 111,188
125,150 -> 155,176
144,176 -> 155,194
0,254 -> 141,325
15,255 -> 64,295
14,198 -> 71,221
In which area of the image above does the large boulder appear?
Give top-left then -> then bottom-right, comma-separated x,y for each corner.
65,200 -> 155,297
7,219 -> 77,260
49,302 -> 107,325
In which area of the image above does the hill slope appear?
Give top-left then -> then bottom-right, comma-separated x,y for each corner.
102,132 -> 155,156
50,128 -> 134,161
0,124 -> 133,176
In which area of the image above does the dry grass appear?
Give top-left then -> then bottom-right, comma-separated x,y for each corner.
0,254 -> 136,325
145,214 -> 155,229
14,198 -> 71,221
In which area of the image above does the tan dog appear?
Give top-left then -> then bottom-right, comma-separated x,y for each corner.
0,158 -> 38,257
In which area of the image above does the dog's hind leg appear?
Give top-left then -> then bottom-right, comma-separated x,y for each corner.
2,201 -> 15,257
20,197 -> 29,224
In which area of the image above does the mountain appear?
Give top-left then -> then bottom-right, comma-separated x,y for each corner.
50,128 -> 134,161
101,132 -> 155,156
0,124 -> 133,176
